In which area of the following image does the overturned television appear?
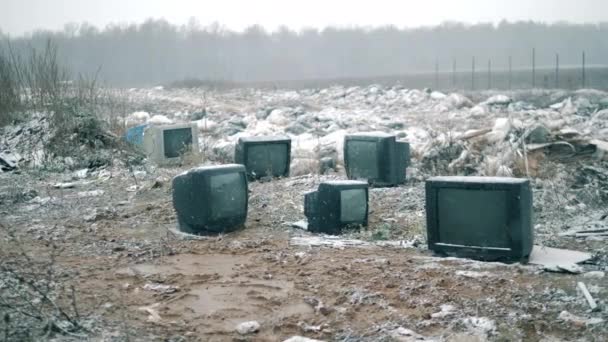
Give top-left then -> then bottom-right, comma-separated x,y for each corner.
304,180 -> 369,235
172,164 -> 248,235
143,123 -> 199,165
425,176 -> 533,263
234,135 -> 291,180
344,132 -> 409,187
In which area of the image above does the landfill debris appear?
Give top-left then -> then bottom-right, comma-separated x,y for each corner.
461,317 -> 496,337
143,283 -> 179,294
455,271 -> 492,279
138,303 -> 162,322
529,246 -> 592,269
390,327 -> 427,341
0,152 -> 18,171
3,86 -> 608,340
583,271 -> 606,279
235,321 -> 260,335
577,282 -> 599,312
558,311 -> 604,326
283,337 -> 325,342
431,304 -> 456,319
76,190 -> 105,198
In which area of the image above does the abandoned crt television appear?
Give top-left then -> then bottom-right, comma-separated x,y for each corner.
234,135 -> 291,180
143,123 -> 199,164
425,176 -> 533,263
172,164 -> 248,234
304,180 -> 369,235
344,132 -> 409,187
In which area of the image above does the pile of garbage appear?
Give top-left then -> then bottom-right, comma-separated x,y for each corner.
119,86 -> 608,180
0,112 -> 136,172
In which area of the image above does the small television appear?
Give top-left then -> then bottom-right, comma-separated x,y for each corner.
344,132 -> 409,187
172,164 -> 248,234
234,136 -> 291,180
425,176 -> 533,263
304,180 -> 369,235
143,123 -> 199,164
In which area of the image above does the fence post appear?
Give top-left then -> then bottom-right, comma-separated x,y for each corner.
582,51 -> 586,88
452,59 -> 456,88
435,60 -> 439,90
532,48 -> 536,88
508,56 -> 512,90
488,59 -> 492,89
472,56 -> 475,90
555,53 -> 559,89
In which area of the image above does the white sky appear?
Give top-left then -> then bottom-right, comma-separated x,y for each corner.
2,0 -> 608,35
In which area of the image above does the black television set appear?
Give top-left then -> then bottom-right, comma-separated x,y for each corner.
344,132 -> 409,187
234,136 -> 292,180
304,180 -> 369,235
172,164 -> 248,234
425,176 -> 533,263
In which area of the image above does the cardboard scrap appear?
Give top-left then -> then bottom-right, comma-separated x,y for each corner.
529,245 -> 592,272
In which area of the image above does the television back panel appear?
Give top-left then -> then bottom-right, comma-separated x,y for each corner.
425,176 -> 533,263
309,180 -> 369,234
344,133 -> 407,187
235,136 -> 291,179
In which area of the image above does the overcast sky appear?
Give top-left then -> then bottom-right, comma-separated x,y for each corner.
2,0 -> 608,35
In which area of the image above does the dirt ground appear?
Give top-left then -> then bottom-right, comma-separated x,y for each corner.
1,160 -> 607,342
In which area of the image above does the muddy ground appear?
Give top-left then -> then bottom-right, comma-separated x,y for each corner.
1,86 -> 608,341
1,161 -> 607,342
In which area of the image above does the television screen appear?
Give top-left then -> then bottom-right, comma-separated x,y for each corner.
209,172 -> 248,220
340,189 -> 367,223
345,140 -> 379,179
425,176 -> 533,262
163,128 -> 193,158
246,143 -> 289,177
437,188 -> 510,248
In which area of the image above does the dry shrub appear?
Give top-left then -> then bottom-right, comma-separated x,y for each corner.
0,224 -> 88,341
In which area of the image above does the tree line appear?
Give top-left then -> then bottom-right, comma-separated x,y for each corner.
1,19 -> 607,86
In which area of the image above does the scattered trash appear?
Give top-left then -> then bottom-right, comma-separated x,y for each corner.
0,152 -> 18,171
390,326 -> 427,341
236,321 -> 260,335
583,271 -> 605,279
558,311 -> 604,326
286,220 -> 308,230
76,190 -> 105,198
138,303 -> 162,322
577,282 -> 599,312
283,337 -> 325,342
431,304 -> 456,318
53,182 -> 77,189
529,246 -> 592,270
461,316 -> 496,337
455,271 -> 492,279
143,283 -> 179,294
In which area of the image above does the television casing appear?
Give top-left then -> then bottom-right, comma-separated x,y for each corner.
143,123 -> 199,165
344,132 -> 409,187
425,176 -> 533,263
234,135 -> 292,180
172,164 -> 248,234
305,180 -> 369,235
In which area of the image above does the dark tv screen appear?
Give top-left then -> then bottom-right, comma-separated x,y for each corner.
163,128 -> 193,158
437,188 -> 510,248
246,143 -> 289,176
209,172 -> 247,220
340,189 -> 367,223
346,140 -> 379,179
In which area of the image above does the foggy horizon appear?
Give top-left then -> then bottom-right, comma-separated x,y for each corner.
2,0 -> 608,36
2,0 -> 608,87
